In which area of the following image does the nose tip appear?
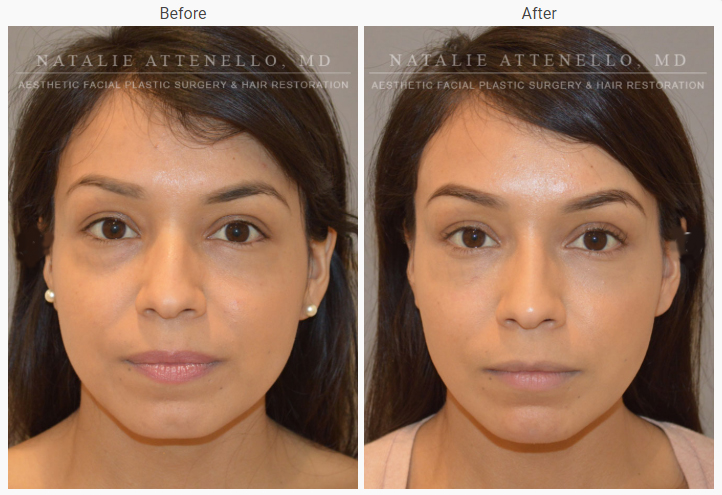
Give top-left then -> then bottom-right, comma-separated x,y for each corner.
502,307 -> 559,331
496,243 -> 565,330
138,286 -> 206,319
135,231 -> 207,320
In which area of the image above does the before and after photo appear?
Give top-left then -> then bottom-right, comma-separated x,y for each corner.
7,25 -> 714,489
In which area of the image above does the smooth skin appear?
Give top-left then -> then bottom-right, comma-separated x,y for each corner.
406,101 -> 686,488
8,91 -> 356,488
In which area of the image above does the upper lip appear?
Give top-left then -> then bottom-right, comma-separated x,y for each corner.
486,361 -> 578,373
126,351 -> 219,365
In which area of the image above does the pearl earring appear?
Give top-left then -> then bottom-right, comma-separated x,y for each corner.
305,304 -> 317,317
44,289 -> 55,303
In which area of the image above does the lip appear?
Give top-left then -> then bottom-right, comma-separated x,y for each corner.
485,361 -> 579,391
125,351 -> 221,384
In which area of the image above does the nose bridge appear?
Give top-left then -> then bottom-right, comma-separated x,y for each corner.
136,224 -> 206,319
497,231 -> 565,330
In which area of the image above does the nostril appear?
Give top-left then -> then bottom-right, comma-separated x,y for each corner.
502,316 -> 560,331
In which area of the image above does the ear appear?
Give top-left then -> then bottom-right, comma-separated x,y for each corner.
655,219 -> 685,316
299,228 -> 337,320
405,229 -> 416,293
43,250 -> 54,295
39,216 -> 54,292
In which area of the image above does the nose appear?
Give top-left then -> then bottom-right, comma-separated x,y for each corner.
135,227 -> 207,319
496,235 -> 566,330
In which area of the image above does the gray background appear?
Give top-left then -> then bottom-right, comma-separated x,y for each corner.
8,26 -> 358,321
364,26 -> 714,437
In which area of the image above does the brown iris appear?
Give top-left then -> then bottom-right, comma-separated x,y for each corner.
225,222 -> 251,242
583,231 -> 608,250
102,219 -> 127,239
461,228 -> 486,248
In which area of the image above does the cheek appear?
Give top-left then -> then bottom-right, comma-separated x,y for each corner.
565,257 -> 663,389
206,246 -> 309,377
51,240 -> 137,376
412,244 -> 499,375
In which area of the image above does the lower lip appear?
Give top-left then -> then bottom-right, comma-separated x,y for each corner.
130,362 -> 218,384
486,370 -> 578,391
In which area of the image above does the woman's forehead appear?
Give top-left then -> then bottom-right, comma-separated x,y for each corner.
417,100 -> 656,214
57,90 -> 297,203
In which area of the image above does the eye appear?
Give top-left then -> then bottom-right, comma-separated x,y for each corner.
568,230 -> 622,251
447,227 -> 497,249
209,221 -> 264,243
87,218 -> 139,240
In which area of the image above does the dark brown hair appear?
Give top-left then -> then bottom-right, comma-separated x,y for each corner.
10,27 -> 357,457
367,27 -> 707,442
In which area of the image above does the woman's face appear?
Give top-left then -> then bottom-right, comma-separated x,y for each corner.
44,91 -> 334,439
408,102 -> 681,444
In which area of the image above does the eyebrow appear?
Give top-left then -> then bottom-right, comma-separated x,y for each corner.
427,184 -> 508,209
427,184 -> 645,216
205,182 -> 289,209
67,174 -> 290,209
67,174 -> 145,199
562,189 -> 645,216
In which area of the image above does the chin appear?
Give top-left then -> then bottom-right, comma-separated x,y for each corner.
483,405 -> 584,445
114,401 -> 240,441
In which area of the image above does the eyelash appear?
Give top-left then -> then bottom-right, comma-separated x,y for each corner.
83,216 -> 139,244
568,225 -> 627,257
83,216 -> 267,246
443,224 -> 499,256
207,220 -> 267,245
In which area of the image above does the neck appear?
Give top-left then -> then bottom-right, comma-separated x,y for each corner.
58,385 -> 285,488
413,394 -> 665,488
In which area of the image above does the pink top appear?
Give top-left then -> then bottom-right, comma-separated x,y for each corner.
364,415 -> 713,488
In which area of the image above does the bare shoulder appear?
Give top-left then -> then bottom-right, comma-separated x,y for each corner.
8,435 -> 53,488
8,417 -> 74,488
296,440 -> 358,488
276,427 -> 358,488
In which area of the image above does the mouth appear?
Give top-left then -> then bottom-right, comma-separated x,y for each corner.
125,351 -> 221,384
485,361 -> 579,391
